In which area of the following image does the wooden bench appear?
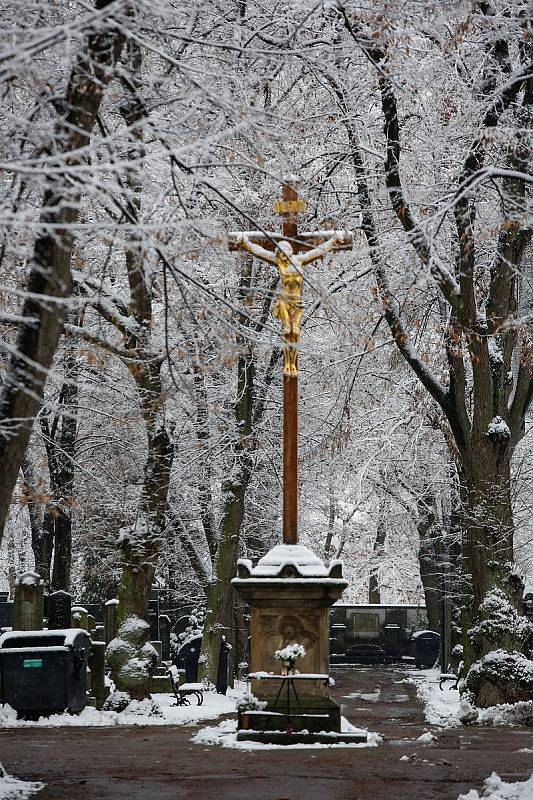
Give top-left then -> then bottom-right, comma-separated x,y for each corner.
168,666 -> 204,706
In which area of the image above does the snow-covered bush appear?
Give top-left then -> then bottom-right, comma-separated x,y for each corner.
467,650 -> 533,707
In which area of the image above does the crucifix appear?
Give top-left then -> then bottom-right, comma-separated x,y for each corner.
228,176 -> 353,546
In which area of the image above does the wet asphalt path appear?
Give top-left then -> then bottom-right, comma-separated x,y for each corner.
1,666 -> 531,799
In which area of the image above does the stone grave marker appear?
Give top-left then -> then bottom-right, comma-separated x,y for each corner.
48,590 -> 72,630
0,591 -> 13,629
93,624 -> 105,642
14,572 -> 43,631
159,614 -> 171,661
104,599 -> 118,644
71,606 -> 88,630
88,641 -> 109,709
87,614 -> 96,634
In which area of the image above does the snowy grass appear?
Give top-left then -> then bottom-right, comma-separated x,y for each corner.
457,773 -> 533,799
0,689 -> 241,729
0,764 -> 44,800
192,716 -> 381,750
410,669 -> 533,728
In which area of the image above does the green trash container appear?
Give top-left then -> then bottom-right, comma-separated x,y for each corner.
0,628 -> 90,719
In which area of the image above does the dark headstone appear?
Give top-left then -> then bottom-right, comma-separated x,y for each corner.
88,641 -> 109,710
0,595 -> 13,628
173,615 -> 190,637
48,591 -> 72,630
159,615 -> 171,661
175,634 -> 201,683
384,624 -> 401,660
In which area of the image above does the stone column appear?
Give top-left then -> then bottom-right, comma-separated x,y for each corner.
149,586 -> 160,641
48,590 -> 72,630
159,614 -> 171,662
88,641 -> 109,709
71,606 -> 88,630
104,599 -> 118,644
13,571 -> 44,631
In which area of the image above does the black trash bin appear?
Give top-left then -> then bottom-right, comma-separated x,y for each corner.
0,629 -> 90,718
413,630 -> 440,668
174,634 -> 202,683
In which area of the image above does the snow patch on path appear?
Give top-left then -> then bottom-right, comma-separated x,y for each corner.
0,765 -> 44,800
409,669 -> 461,726
0,690 -> 241,729
458,773 -> 533,799
192,717 -> 381,750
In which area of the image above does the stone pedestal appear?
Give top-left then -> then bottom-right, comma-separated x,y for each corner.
233,545 -> 365,743
13,572 -> 44,631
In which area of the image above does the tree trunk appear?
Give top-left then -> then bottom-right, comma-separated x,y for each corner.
199,348 -> 255,685
416,493 -> 442,633
369,515 -> 386,604
0,1 -> 127,544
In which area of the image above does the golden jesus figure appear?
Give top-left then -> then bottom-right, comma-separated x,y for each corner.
233,233 -> 344,377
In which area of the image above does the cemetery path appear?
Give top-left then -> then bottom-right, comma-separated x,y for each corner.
1,666 -> 532,800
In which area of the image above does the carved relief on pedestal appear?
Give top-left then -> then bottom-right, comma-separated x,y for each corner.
255,609 -> 320,674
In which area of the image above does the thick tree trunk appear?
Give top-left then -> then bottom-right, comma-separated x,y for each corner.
0,1 -> 126,544
107,361 -> 173,703
199,348 -> 255,685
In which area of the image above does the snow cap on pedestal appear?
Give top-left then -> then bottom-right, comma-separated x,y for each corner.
233,543 -> 345,584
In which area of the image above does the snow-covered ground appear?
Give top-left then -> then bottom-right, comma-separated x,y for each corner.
409,669 -> 533,727
192,716 -> 381,750
458,773 -> 533,800
0,689 -> 240,729
0,765 -> 43,800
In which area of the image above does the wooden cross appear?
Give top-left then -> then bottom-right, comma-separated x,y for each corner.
228,176 -> 353,546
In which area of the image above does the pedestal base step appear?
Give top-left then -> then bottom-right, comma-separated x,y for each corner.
237,729 -> 368,746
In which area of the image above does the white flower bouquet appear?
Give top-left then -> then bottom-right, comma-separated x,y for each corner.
274,643 -> 306,674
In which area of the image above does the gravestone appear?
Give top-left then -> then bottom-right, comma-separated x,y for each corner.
87,614 -> 96,634
159,615 -> 171,662
13,572 -> 43,631
104,599 -> 118,644
175,634 -> 202,683
48,591 -> 72,630
71,606 -> 88,630
148,587 -> 159,641
0,592 -> 13,629
88,641 -> 109,709
93,624 -> 105,642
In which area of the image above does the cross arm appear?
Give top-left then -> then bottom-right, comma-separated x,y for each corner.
228,230 -> 353,254
228,232 -> 277,265
298,231 -> 353,265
